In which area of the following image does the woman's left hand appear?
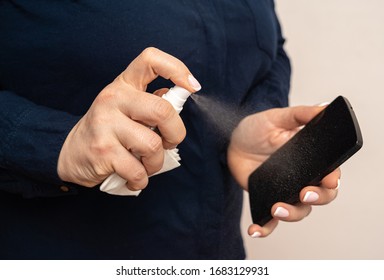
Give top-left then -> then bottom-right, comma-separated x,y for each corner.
227,105 -> 340,238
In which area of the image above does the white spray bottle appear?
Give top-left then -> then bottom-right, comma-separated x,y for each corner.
99,86 -> 192,196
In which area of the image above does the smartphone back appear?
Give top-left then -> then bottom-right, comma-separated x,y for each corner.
248,96 -> 363,226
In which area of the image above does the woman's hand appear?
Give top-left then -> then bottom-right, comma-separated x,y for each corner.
57,47 -> 201,191
227,105 -> 340,237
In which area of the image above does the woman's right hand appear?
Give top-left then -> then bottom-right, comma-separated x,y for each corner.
57,47 -> 201,191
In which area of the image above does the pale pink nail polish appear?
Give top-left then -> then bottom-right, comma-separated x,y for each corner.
273,207 -> 289,218
303,191 -> 319,203
188,74 -> 202,91
251,231 -> 261,238
335,179 -> 341,190
317,102 -> 330,107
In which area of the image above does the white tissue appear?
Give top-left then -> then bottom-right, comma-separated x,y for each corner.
99,148 -> 181,196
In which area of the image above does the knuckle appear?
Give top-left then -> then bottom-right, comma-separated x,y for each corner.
89,137 -> 114,157
175,126 -> 187,143
130,167 -> 147,183
127,177 -> 148,191
145,133 -> 163,154
96,86 -> 123,105
86,111 -> 108,128
152,99 -> 174,121
91,163 -> 110,180
140,47 -> 160,63
150,163 -> 162,175
166,124 -> 186,146
96,83 -> 129,107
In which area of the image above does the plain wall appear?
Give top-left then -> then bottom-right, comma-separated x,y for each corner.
242,0 -> 384,259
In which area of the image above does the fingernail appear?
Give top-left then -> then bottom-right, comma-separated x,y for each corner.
317,102 -> 330,107
273,207 -> 289,218
188,74 -> 202,91
250,231 -> 261,238
303,191 -> 319,203
335,178 -> 341,190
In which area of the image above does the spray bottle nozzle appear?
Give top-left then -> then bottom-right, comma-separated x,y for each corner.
162,86 -> 192,114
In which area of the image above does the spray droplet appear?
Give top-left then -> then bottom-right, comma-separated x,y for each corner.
190,93 -> 245,140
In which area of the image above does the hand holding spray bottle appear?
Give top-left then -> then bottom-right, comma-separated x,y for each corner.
100,86 -> 192,196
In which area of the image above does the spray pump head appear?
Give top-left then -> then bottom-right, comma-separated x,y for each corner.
161,86 -> 192,114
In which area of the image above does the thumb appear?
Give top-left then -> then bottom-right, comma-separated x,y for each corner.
267,104 -> 327,130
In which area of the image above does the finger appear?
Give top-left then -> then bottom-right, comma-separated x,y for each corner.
319,168 -> 341,189
271,202 -> 312,222
267,104 -> 326,131
111,146 -> 149,191
300,168 -> 341,205
119,47 -> 201,92
247,219 -> 279,238
152,88 -> 169,97
114,114 -> 165,175
125,91 -> 186,149
300,186 -> 338,206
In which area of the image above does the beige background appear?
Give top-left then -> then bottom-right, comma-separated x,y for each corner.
242,0 -> 384,259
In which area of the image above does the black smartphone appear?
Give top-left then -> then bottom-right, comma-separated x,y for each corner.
248,96 -> 363,226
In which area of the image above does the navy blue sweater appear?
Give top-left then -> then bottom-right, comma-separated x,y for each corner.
0,0 -> 290,259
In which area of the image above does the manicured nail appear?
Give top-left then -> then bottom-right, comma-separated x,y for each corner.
188,74 -> 202,91
335,179 -> 341,190
317,102 -> 330,107
251,231 -> 261,238
273,207 -> 289,218
303,191 -> 319,203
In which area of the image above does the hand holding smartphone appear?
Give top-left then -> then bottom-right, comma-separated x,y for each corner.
248,96 -> 363,226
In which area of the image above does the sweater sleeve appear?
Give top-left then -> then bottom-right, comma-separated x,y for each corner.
240,2 -> 291,115
0,90 -> 81,197
220,2 -> 291,165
